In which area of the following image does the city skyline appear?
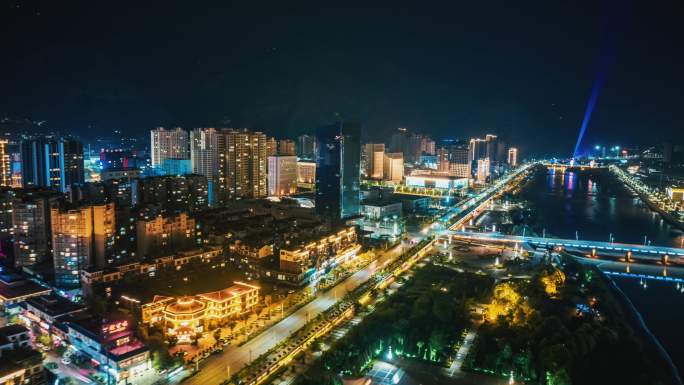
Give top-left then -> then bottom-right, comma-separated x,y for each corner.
2,2 -> 683,157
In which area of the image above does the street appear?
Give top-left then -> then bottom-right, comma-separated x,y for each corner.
184,242 -> 407,385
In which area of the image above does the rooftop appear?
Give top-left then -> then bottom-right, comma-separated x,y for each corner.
0,277 -> 51,301
24,294 -> 86,318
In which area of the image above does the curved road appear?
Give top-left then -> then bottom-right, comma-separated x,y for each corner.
184,243 -> 407,385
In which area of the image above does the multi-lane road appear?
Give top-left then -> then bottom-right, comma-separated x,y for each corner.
184,243 -> 407,385
184,165 -> 534,385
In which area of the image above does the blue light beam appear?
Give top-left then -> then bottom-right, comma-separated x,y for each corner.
572,71 -> 607,159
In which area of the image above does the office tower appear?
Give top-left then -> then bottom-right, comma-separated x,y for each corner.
268,155 -> 298,196
51,202 -> 115,288
190,128 -> 224,184
448,146 -> 471,178
278,139 -> 296,156
508,148 -> 518,166
297,161 -> 316,185
12,191 -> 59,268
485,134 -> 498,162
266,137 -> 277,157
315,121 -> 361,221
389,128 -> 409,153
468,138 -> 487,161
297,134 -> 316,160
383,153 -> 404,182
364,143 -> 385,179
136,211 -> 196,258
150,127 -> 190,173
0,139 -> 10,187
476,158 -> 490,183
224,129 -> 268,199
20,136 -> 85,192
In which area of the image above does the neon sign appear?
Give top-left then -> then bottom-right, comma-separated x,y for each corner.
102,321 -> 129,335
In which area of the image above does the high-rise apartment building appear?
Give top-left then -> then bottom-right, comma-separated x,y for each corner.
278,139 -> 296,156
468,138 -> 487,162
190,128 -> 224,183
12,191 -> 59,268
508,147 -> 518,167
297,135 -> 316,160
133,174 -> 209,212
315,121 -> 361,221
448,146 -> 471,178
150,127 -> 190,173
364,143 -> 385,179
383,153 -> 404,182
485,134 -> 498,162
0,139 -> 10,187
476,158 -> 490,183
21,137 -> 85,192
266,137 -> 277,157
224,129 -> 268,199
268,155 -> 298,196
51,203 -> 115,288
389,128 -> 409,154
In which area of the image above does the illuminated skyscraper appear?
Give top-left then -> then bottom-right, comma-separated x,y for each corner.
383,153 -> 404,182
20,136 -> 84,192
508,147 -> 518,166
224,129 -> 268,199
485,134 -> 498,162
51,202 -> 115,288
315,121 -> 361,221
12,191 -> 59,268
150,127 -> 190,174
190,128 -> 224,183
0,140 -> 9,187
468,138 -> 487,161
266,137 -> 277,157
363,143 -> 385,179
476,158 -> 490,183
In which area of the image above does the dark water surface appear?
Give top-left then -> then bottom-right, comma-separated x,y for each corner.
522,168 -> 684,377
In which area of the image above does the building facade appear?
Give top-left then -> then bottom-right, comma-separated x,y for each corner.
363,143 -> 385,179
267,155 -> 298,196
315,122 -> 361,221
20,137 -> 84,192
51,203 -> 115,288
383,152 -> 404,182
150,128 -> 190,174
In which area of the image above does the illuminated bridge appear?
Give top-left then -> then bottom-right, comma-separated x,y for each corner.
448,231 -> 684,259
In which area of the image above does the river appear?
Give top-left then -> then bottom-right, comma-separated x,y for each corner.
519,167 -> 684,377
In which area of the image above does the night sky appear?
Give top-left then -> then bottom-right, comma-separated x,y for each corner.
1,1 -> 683,156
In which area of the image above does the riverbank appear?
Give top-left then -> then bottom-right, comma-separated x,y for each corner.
589,261 -> 683,385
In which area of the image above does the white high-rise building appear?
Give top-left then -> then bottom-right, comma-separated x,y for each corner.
150,127 -> 190,168
476,158 -> 490,183
190,128 -> 224,183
